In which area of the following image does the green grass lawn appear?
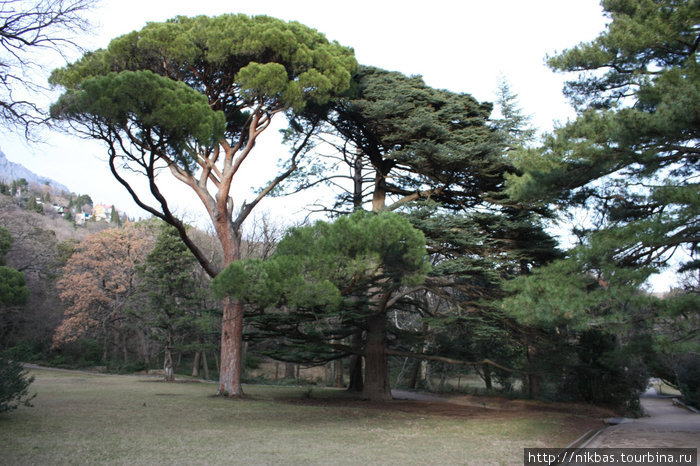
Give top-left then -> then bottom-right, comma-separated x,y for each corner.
0,368 -> 602,465
651,378 -> 683,397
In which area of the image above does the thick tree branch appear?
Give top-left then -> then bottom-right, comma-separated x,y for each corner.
105,139 -> 219,278
235,121 -> 318,228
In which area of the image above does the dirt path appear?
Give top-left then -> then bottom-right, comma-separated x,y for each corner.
392,389 -> 508,410
585,390 -> 700,451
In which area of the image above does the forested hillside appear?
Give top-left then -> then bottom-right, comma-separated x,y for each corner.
0,178 -> 124,351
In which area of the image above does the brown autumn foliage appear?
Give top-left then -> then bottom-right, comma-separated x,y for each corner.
52,223 -> 155,348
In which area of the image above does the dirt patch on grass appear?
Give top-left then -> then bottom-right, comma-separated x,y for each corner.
278,390 -> 614,431
446,393 -> 618,418
139,378 -> 209,384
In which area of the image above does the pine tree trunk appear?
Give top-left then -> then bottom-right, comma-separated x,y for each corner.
218,298 -> 244,396
371,167 -> 389,212
284,362 -> 295,380
112,328 -> 121,362
164,353 -> 174,381
352,153 -> 364,210
347,332 -> 364,392
202,350 -> 210,380
528,373 -> 541,398
102,332 -> 108,364
483,364 -> 493,394
164,332 -> 174,382
333,358 -> 344,388
324,363 -> 332,386
141,328 -> 151,366
192,351 -> 201,377
439,363 -> 449,391
526,342 -> 540,398
408,359 -> 421,389
425,362 -> 435,391
362,313 -> 392,401
331,339 -> 344,387
214,218 -> 245,397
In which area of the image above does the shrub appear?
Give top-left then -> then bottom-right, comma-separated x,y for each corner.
117,361 -> 148,374
676,354 -> 700,409
244,354 -> 262,370
557,330 -> 648,413
3,340 -> 42,362
0,355 -> 35,413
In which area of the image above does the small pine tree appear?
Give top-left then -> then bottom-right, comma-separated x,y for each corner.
494,76 -> 536,151
0,227 -> 29,307
110,207 -> 121,225
25,196 -> 44,214
138,224 -> 201,381
0,355 -> 35,413
0,230 -> 33,412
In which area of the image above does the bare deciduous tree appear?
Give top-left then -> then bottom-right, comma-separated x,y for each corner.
0,0 -> 96,134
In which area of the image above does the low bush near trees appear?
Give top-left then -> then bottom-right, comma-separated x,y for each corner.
0,355 -> 35,413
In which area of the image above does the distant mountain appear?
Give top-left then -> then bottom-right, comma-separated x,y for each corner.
0,147 -> 70,193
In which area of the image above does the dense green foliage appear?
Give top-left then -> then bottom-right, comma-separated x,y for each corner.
559,329 -> 649,409
507,0 -> 699,276
51,14 -> 356,110
135,224 -> 214,378
52,70 -> 226,164
290,66 -> 504,212
0,227 -> 12,260
213,211 -> 431,400
50,14 -> 357,167
0,355 -> 34,413
492,77 -> 536,152
0,266 -> 28,307
501,0 -> 700,407
0,227 -> 28,307
284,63 -> 562,396
138,225 -> 202,328
337,66 -> 502,203
675,354 -> 700,408
212,211 -> 429,362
